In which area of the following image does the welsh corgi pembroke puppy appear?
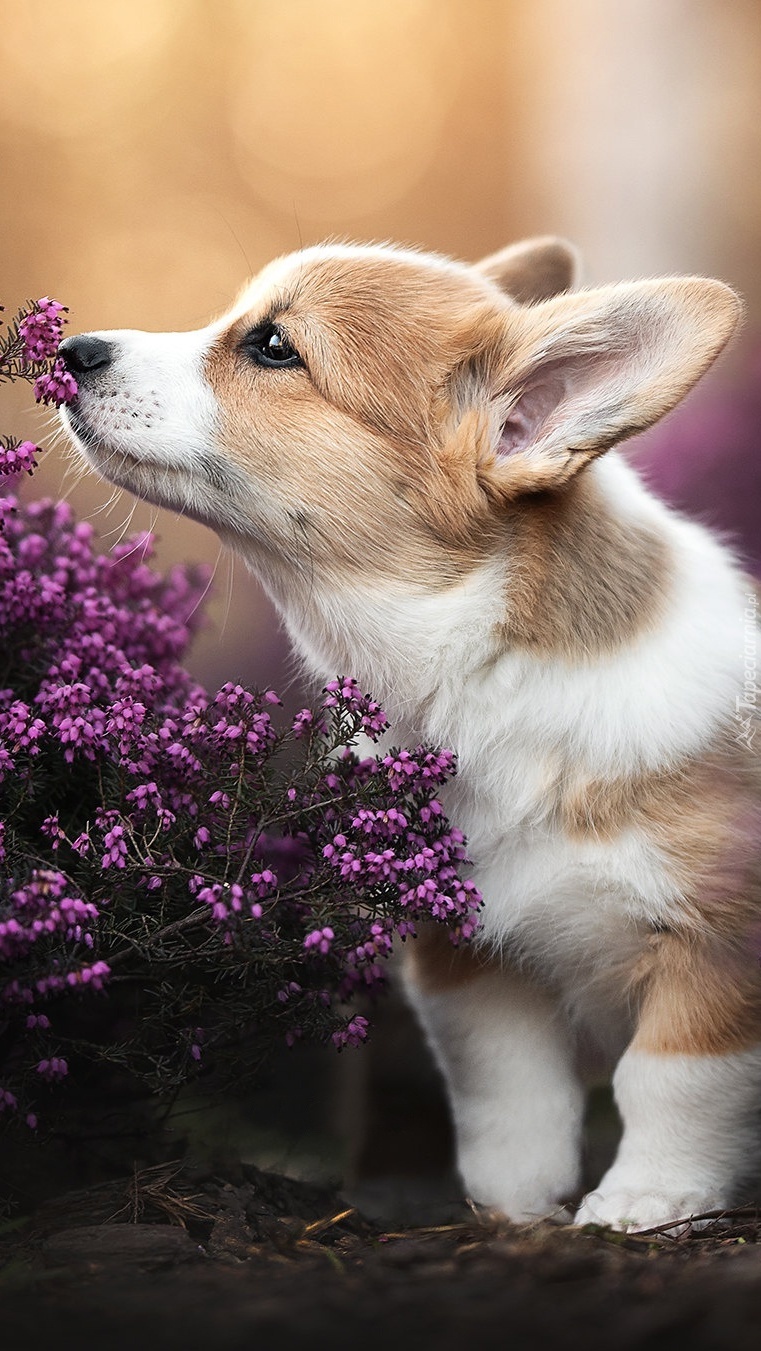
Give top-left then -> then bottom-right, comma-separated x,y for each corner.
59,236 -> 761,1233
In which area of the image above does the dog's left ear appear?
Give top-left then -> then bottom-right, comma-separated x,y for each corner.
471,275 -> 742,500
475,236 -> 580,304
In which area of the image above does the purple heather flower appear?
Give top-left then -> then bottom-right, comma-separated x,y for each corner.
35,974 -> 65,996
382,749 -> 418,788
304,926 -> 335,955
291,708 -> 313,737
198,884 -> 222,908
33,358 -> 78,407
332,1014 -> 369,1050
276,981 -> 302,1004
101,823 -> 128,869
18,298 -> 67,364
250,868 -> 277,896
323,677 -> 388,738
36,1056 -> 68,1081
66,960 -> 110,990
0,440 -> 39,477
41,815 -> 65,849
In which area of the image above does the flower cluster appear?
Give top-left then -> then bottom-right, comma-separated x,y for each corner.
33,360 -> 79,408
17,298 -> 67,363
323,677 -> 389,739
0,295 -> 482,1138
0,440 -> 38,478
1,297 -> 78,479
0,510 -> 482,1130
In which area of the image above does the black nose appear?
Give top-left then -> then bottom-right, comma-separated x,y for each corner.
58,334 -> 113,376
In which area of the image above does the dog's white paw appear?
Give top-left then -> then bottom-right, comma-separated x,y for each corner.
575,1186 -> 720,1234
460,1159 -> 580,1227
505,1196 -> 574,1226
470,1193 -> 573,1226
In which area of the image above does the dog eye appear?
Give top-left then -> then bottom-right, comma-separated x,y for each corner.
243,323 -> 303,370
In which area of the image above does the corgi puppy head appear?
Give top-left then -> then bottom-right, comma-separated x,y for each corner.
59,236 -> 740,629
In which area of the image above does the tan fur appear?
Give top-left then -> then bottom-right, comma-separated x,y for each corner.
474,236 -> 580,305
403,921 -> 499,994
501,473 -> 672,656
560,729 -> 761,924
557,718 -> 761,1054
630,931 -> 761,1055
203,263 -> 502,591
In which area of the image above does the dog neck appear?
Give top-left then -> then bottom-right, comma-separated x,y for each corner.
244,452 -> 675,732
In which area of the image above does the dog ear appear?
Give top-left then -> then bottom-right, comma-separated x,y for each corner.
471,276 -> 742,499
475,237 -> 580,304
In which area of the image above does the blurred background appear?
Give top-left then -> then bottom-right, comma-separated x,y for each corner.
2,0 -> 761,694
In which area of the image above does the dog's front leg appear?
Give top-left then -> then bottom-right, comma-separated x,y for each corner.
576,933 -> 761,1232
403,930 -> 583,1222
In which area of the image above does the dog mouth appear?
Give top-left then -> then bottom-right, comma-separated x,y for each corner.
63,401 -> 100,451
63,404 -> 177,488
63,402 -> 241,510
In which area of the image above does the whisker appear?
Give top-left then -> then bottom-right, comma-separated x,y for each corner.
289,512 -> 317,630
186,541 -> 223,630
107,495 -> 140,549
222,548 -> 235,634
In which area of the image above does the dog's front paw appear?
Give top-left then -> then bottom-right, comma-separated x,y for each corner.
460,1158 -> 580,1227
466,1194 -> 572,1226
575,1186 -> 721,1234
473,1194 -> 573,1226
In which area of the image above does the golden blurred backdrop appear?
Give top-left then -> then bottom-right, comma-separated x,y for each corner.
2,0 -> 760,689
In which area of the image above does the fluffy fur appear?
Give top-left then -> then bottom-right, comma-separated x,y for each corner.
60,235 -> 761,1231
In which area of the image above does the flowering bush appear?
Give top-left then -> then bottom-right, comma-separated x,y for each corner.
0,298 -> 482,1136
1,296 -> 77,481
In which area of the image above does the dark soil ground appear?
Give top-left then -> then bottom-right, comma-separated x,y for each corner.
2,1160 -> 761,1351
2,1007 -> 760,1351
